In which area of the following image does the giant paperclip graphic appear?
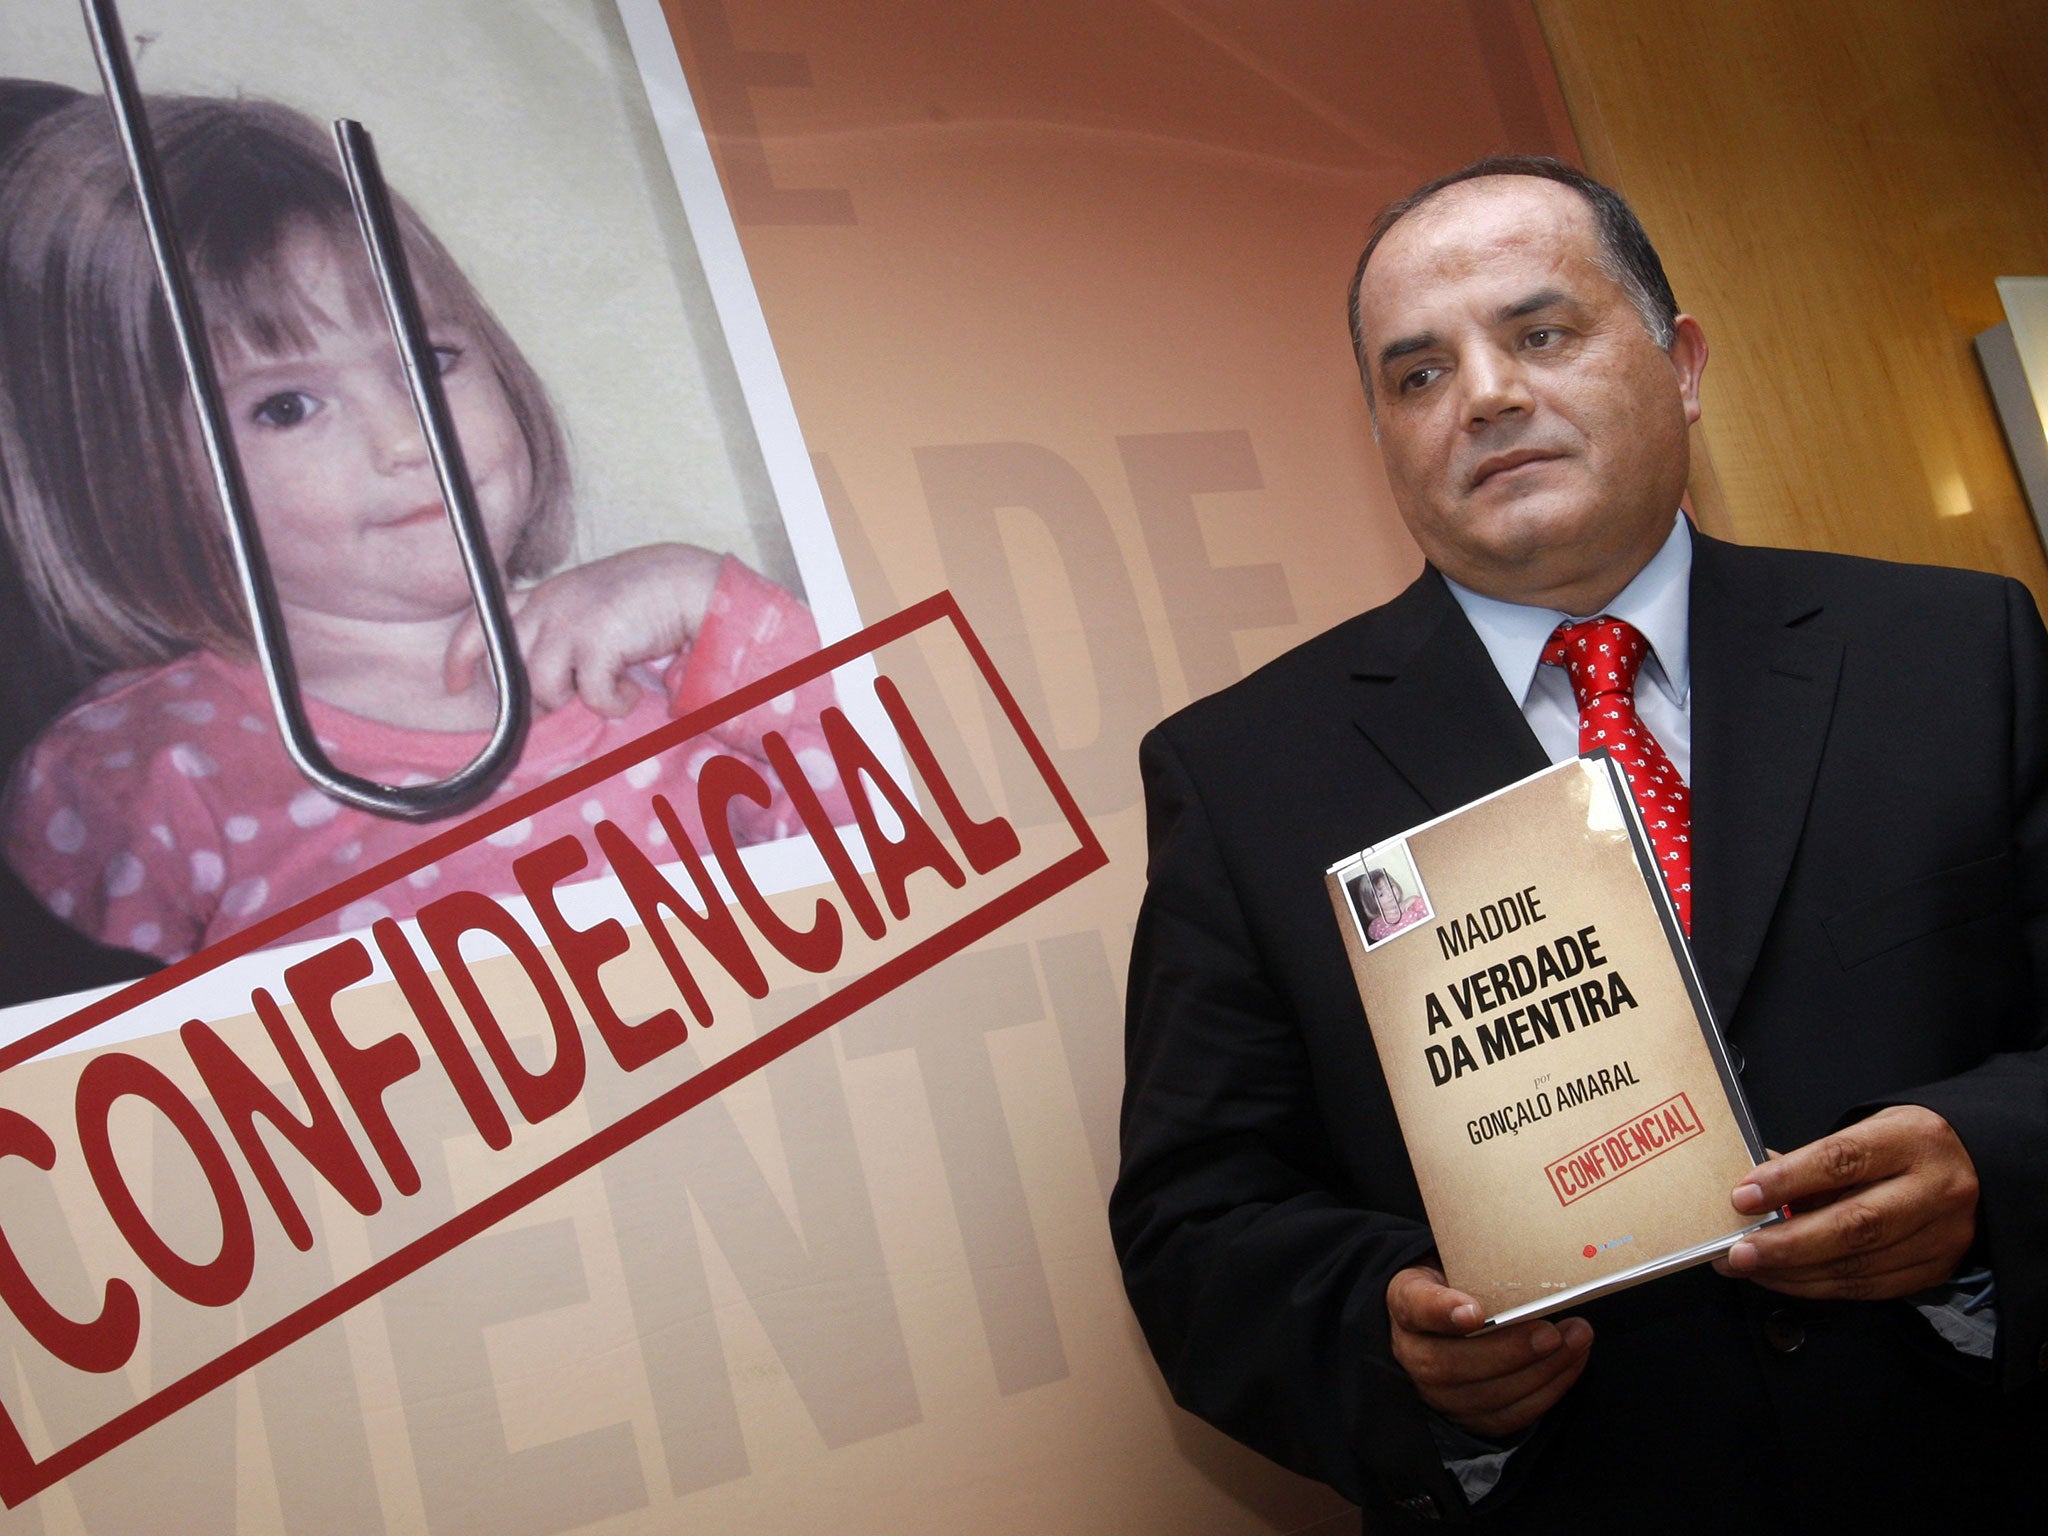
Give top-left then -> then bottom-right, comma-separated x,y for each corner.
79,0 -> 529,820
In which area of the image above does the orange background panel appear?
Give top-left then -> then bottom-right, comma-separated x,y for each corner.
665,0 -> 1579,712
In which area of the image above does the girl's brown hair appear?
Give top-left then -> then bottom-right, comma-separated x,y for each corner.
0,93 -> 571,670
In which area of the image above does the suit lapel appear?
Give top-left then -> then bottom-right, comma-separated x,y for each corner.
1349,548 -> 1839,1028
1687,534 -> 1843,1027
1347,570 -> 1549,817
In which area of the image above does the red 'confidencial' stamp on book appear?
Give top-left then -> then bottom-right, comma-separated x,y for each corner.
0,592 -> 1105,1507
1544,1092 -> 1705,1207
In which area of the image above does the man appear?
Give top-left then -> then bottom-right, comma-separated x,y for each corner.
1110,157 -> 2048,1530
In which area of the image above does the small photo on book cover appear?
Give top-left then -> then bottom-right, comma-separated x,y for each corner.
1343,837 -> 1434,951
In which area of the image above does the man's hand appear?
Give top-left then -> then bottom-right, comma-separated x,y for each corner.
446,543 -> 722,717
1714,1104 -> 1979,1300
1387,1265 -> 1593,1440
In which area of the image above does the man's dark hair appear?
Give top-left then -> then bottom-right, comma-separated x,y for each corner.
1346,155 -> 1680,409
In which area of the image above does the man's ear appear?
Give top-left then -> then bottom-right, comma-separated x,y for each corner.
1669,314 -> 1708,426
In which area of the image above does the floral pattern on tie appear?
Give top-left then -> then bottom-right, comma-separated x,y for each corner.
1541,616 -> 1692,932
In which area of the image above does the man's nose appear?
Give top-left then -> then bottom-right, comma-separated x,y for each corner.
1461,346 -> 1534,428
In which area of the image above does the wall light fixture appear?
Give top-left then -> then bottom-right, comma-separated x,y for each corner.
1977,276 -> 2048,543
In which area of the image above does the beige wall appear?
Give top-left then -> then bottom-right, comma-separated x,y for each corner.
1537,0 -> 2048,604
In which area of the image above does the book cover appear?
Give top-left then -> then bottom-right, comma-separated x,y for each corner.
1326,754 -> 1774,1325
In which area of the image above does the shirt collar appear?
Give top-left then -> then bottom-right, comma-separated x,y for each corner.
1442,513 -> 1693,708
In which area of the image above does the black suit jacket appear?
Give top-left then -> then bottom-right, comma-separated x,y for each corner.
1111,533 -> 2048,1529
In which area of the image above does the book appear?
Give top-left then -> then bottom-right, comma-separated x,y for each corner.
1325,753 -> 1774,1326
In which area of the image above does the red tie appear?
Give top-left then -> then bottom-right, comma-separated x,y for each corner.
1541,617 -> 1692,932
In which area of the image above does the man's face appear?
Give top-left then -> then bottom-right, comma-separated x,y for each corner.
1353,177 -> 1706,612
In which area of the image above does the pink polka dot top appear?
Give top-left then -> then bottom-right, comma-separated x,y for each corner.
1,559 -> 841,963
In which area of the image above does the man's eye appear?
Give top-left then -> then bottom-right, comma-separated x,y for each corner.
250,391 -> 320,428
1523,327 -> 1562,349
1398,365 -> 1442,393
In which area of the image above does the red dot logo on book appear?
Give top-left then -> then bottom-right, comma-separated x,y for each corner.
1582,1245 -> 1598,1258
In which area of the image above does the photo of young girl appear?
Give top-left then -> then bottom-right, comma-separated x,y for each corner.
0,90 -> 848,968
1347,840 -> 1433,950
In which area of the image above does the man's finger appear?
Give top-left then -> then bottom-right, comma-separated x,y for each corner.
1408,1318 -> 1591,1401
1732,1106 -> 1967,1215
1422,1320 -> 1594,1440
1385,1267 -> 1482,1335
1452,1321 -> 1591,1404
1727,1254 -> 1964,1302
1725,1186 -> 1922,1270
1463,1338 -> 1591,1439
1720,1228 -> 1944,1285
1397,1315 -> 1574,1387
1733,1130 -> 1899,1214
1717,1169 -> 1976,1301
1719,1215 -> 1967,1295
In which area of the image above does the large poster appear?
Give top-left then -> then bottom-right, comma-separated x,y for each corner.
0,2 -> 1574,1530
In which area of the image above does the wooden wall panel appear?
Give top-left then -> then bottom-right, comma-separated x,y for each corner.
1536,0 -> 2048,601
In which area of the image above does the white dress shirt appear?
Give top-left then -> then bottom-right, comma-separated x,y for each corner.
1443,511 -> 1693,781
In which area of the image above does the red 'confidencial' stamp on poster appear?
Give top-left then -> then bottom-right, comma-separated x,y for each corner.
1544,1092 -> 1705,1207
0,592 -> 1105,1507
